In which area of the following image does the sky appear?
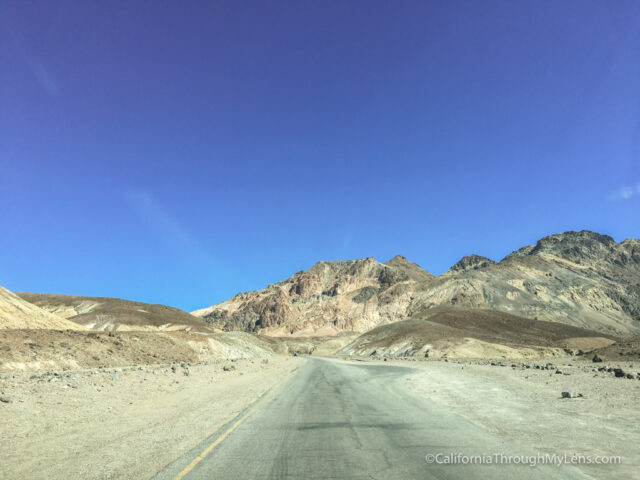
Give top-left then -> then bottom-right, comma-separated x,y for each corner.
1,1 -> 640,312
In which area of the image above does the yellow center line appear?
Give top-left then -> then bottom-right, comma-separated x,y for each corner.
172,376 -> 288,480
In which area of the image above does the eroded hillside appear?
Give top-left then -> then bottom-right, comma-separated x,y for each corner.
0,287 -> 86,331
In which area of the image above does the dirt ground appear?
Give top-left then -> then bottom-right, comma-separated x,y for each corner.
380,357 -> 640,479
0,356 -> 303,479
0,329 -> 277,372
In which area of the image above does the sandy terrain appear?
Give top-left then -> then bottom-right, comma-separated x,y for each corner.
0,287 -> 85,331
0,356 -> 303,479
368,357 -> 640,479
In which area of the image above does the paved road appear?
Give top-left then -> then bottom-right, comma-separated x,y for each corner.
153,358 -> 590,480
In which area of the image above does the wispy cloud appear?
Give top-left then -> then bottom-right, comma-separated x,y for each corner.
25,57 -> 60,96
607,182 -> 640,201
125,189 -> 214,265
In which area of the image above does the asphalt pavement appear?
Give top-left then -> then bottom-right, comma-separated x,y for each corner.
153,357 -> 590,479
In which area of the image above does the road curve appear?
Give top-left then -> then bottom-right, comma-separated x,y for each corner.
153,358 -> 590,480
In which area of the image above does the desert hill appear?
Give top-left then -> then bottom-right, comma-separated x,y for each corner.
339,309 -> 616,359
193,230 -> 640,336
17,292 -> 211,332
0,286 -> 86,330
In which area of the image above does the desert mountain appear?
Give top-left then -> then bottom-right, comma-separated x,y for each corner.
193,231 -> 640,336
17,293 -> 211,332
192,256 -> 432,336
0,286 -> 86,330
412,231 -> 640,335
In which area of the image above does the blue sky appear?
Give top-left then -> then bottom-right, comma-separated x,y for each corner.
1,1 -> 639,311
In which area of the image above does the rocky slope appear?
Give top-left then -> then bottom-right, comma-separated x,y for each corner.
0,286 -> 86,330
194,231 -> 640,336
17,293 -> 211,332
414,231 -> 640,335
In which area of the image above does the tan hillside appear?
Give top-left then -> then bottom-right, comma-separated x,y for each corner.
193,230 -> 640,336
339,309 -> 617,359
17,293 -> 211,332
0,286 -> 86,330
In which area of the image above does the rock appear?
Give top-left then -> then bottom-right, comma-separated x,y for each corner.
223,365 -> 236,372
626,373 -> 634,379
561,392 -> 583,399
592,354 -> 603,363
0,396 -> 11,403
613,368 -> 625,378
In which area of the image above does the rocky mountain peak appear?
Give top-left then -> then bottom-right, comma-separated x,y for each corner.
387,254 -> 409,263
530,230 -> 615,259
502,230 -> 619,265
448,254 -> 496,273
384,255 -> 434,282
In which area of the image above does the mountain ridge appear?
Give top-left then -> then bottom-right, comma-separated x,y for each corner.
193,230 -> 640,336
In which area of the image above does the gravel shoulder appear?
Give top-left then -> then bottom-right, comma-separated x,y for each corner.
372,357 -> 640,479
0,356 -> 303,480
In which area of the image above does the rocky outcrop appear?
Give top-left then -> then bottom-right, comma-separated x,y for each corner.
194,231 -> 640,336
193,257 -> 434,336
